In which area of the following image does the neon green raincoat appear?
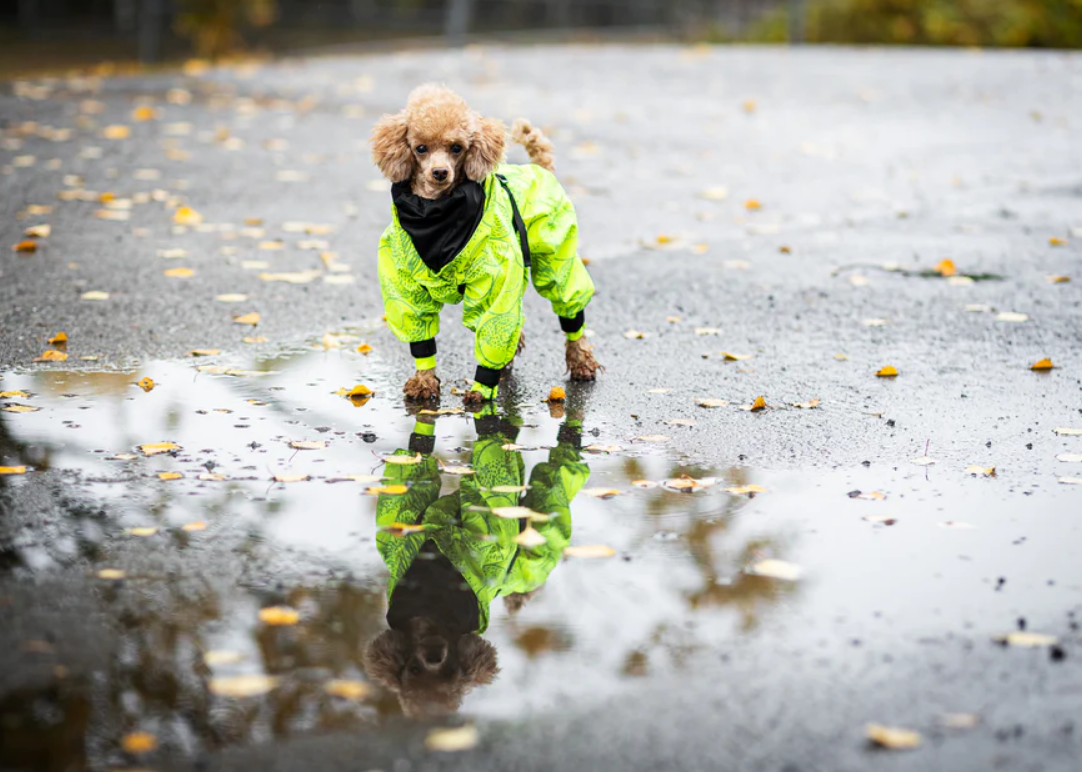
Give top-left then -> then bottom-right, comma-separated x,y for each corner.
375,418 -> 588,633
378,164 -> 595,397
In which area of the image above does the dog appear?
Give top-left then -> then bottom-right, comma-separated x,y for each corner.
370,84 -> 601,406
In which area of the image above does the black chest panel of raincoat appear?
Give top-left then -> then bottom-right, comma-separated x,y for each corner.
391,180 -> 486,275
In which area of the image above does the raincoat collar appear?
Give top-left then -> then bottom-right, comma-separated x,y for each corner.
391,180 -> 486,275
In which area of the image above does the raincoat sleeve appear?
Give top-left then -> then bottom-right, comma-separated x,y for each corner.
516,166 -> 595,329
378,225 -> 443,347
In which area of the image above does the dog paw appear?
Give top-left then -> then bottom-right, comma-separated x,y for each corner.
463,389 -> 489,406
403,370 -> 441,401
565,338 -> 602,381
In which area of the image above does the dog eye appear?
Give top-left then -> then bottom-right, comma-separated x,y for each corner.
450,143 -> 463,154
415,145 -> 427,154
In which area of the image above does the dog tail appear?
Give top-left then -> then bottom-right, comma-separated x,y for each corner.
510,119 -> 555,173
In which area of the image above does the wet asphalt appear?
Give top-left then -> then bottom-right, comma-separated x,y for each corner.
2,43 -> 1082,772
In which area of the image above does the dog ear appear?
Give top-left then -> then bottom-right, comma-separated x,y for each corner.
464,116 -> 506,182
363,629 -> 407,690
370,112 -> 413,182
457,634 -> 499,688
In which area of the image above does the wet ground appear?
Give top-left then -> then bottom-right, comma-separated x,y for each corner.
2,44 -> 1082,772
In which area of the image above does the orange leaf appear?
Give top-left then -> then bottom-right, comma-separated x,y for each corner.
34,350 -> 68,362
121,731 -> 157,754
173,206 -> 203,226
233,312 -> 261,326
934,259 -> 956,277
1030,358 -> 1054,371
876,365 -> 898,378
258,606 -> 299,626
48,331 -> 67,344
355,343 -> 373,355
546,386 -> 566,402
12,240 -> 38,253
744,199 -> 762,211
132,105 -> 158,122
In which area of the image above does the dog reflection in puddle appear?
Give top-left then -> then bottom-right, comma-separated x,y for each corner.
363,408 -> 588,717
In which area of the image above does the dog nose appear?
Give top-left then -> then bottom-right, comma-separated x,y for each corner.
432,168 -> 448,182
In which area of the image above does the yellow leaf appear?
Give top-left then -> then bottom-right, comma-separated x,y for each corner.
96,568 -> 126,579
369,484 -> 408,495
0,391 -> 29,398
2,404 -> 40,413
139,442 -> 179,456
12,240 -> 38,253
181,521 -> 207,531
121,731 -> 157,754
24,224 -> 51,238
425,725 -> 479,753
380,521 -> 426,535
696,398 -> 729,408
34,350 -> 68,362
834,353 -> 849,361
81,290 -> 109,300
208,674 -> 279,698
876,365 -> 898,378
851,490 -> 886,501
0,466 -> 27,475
748,559 -> 801,580
779,245 -> 792,254
163,267 -> 194,278
582,487 -> 622,499
1046,275 -> 1070,283
965,465 -> 996,477
243,336 -> 268,344
744,198 -> 762,211
742,99 -> 757,113
259,606 -> 299,625
382,453 -> 421,465
233,312 -> 261,326
289,440 -> 326,450
564,544 -> 616,559
102,125 -> 131,140
47,331 -> 67,344
258,241 -> 285,251
1030,358 -> 1054,370
720,351 -> 751,361
725,484 -> 767,495
546,386 -> 566,402
187,349 -> 220,357
132,105 -> 158,122
356,343 -> 373,355
1049,237 -> 1067,247
173,206 -> 203,225
126,527 -> 158,536
273,473 -> 309,483
198,473 -> 227,481
934,258 -> 957,276
158,472 -> 182,481
137,377 -> 155,392
215,293 -> 248,303
866,724 -> 921,750
324,679 -> 371,700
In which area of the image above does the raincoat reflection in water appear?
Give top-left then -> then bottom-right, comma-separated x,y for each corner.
363,410 -> 589,717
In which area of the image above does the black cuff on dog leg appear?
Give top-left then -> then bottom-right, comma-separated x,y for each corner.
559,311 -> 585,334
408,433 -> 436,455
474,365 -> 502,388
410,339 -> 437,359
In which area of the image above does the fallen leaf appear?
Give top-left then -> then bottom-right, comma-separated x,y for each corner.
139,442 -> 179,456
1049,237 -> 1067,247
232,312 -> 261,326
126,527 -> 158,536
273,473 -> 310,482
97,568 -> 126,579
158,248 -> 188,259
934,259 -> 957,276
1058,477 -> 1082,485
24,224 -> 51,238
208,674 -> 279,698
1053,428 -> 1082,436
382,453 -> 421,465
426,725 -> 479,752
834,353 -> 849,361
356,343 -> 373,355
0,391 -> 29,398
132,105 -> 157,122
965,465 -> 996,477
0,466 -> 28,475
725,484 -> 767,495
1057,454 -> 1082,463
663,476 -> 717,492
876,366 -> 898,378
81,291 -> 109,300
623,329 -> 646,339
699,186 -> 729,200
849,490 -> 886,500
697,398 -> 729,408
647,388 -> 672,394
181,521 -> 207,531
515,527 -> 548,548
121,731 -> 157,754
993,631 -> 1058,647
137,377 -> 155,392
47,331 -> 67,345
203,650 -> 244,666
173,206 -> 203,225
198,473 -> 227,481
665,418 -> 696,427
102,124 -> 131,140
583,444 -> 621,453
1046,275 -> 1070,283
910,455 -> 937,466
164,267 -> 194,278
744,198 -> 762,211
258,241 -> 285,251
748,559 -> 801,580
996,311 -> 1028,323
324,679 -> 371,700
1030,358 -> 1054,370
863,318 -> 888,327
1,404 -> 40,413
740,396 -> 767,412
583,488 -> 622,499
720,351 -> 752,361
695,327 -> 721,336
369,484 -> 408,495
491,506 -> 545,520
545,386 -> 566,402
289,440 -> 326,450
866,724 -> 921,750
215,293 -> 248,303
849,275 -> 870,287
791,399 -> 821,409
941,713 -> 980,729
259,606 -> 300,626
564,544 -> 616,559
187,349 -> 220,357
13,240 -> 38,253
635,434 -> 671,442
34,350 -> 68,362
380,522 -> 425,535
158,472 -> 182,481
243,336 -> 267,344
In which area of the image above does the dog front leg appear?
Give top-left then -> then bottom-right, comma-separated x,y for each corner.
404,369 -> 441,401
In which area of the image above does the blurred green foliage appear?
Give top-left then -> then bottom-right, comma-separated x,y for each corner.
174,0 -> 277,58
749,0 -> 1082,47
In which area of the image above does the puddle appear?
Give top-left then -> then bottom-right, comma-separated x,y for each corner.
1,348 -> 1081,769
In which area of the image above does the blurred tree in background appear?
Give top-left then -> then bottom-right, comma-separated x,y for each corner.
174,0 -> 277,58
751,0 -> 1082,47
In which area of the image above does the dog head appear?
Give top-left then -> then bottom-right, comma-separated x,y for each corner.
363,619 -> 499,717
370,84 -> 506,199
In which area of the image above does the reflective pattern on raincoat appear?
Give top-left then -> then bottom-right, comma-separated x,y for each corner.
378,164 -> 595,372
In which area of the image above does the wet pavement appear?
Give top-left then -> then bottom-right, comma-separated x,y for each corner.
2,44 -> 1082,772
